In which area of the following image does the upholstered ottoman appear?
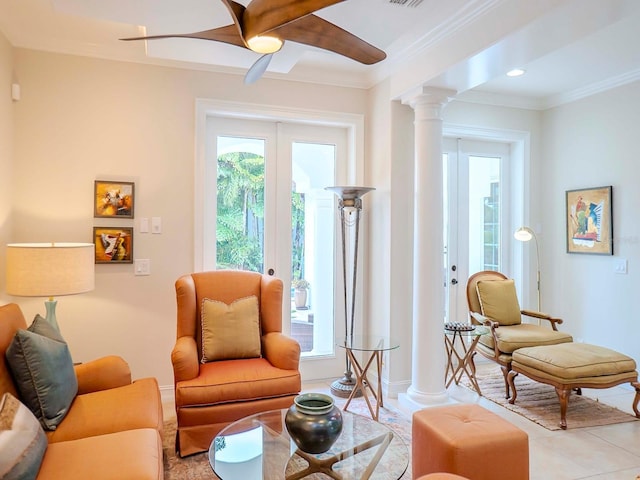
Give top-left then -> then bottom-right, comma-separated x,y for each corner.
416,474 -> 469,480
509,343 -> 640,429
412,404 -> 529,480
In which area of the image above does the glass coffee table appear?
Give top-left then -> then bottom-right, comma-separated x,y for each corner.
209,408 -> 408,480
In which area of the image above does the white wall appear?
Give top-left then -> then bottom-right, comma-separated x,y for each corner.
541,81 -> 640,360
0,31 -> 14,305
7,48 -> 367,388
365,80 -> 416,396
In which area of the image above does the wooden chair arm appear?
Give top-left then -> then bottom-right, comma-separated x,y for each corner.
470,311 -> 499,329
469,312 -> 501,359
521,309 -> 564,330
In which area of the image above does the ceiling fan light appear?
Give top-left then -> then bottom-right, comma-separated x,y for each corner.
246,35 -> 283,54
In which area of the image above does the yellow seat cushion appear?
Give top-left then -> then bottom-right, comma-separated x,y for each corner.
476,279 -> 522,326
512,343 -> 637,380
478,324 -> 573,353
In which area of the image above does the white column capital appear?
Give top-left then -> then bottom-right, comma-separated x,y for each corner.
401,86 -> 457,116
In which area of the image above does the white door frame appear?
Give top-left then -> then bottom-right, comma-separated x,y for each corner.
194,99 -> 366,381
443,124 -> 531,309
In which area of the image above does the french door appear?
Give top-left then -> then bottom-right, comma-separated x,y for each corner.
443,138 -> 511,323
204,116 -> 348,380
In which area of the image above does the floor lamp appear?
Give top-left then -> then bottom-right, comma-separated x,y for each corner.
326,186 -> 375,398
514,227 -> 541,315
6,242 -> 95,332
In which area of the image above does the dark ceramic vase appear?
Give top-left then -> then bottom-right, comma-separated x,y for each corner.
285,392 -> 343,454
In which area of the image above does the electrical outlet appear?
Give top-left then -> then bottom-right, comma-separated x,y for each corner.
151,217 -> 162,234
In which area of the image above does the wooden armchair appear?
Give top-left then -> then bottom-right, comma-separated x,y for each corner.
172,270 -> 301,456
466,271 -> 572,398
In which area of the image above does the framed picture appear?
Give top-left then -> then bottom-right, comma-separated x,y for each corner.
566,186 -> 613,255
94,180 -> 135,218
93,227 -> 134,264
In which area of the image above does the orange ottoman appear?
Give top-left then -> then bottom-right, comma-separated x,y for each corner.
416,474 -> 469,480
412,404 -> 529,480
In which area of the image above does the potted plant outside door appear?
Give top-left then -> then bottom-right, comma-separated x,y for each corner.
293,279 -> 310,309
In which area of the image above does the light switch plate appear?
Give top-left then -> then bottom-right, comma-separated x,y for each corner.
135,259 -> 151,276
151,217 -> 162,234
614,258 -> 627,274
139,217 -> 149,233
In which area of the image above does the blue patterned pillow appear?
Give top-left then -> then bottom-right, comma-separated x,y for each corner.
0,392 -> 48,480
5,315 -> 78,430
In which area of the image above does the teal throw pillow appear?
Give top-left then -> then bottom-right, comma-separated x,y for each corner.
0,392 -> 48,480
5,314 -> 78,430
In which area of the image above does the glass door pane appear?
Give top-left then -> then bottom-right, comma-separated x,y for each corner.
290,141 -> 336,355
468,156 -> 501,274
444,138 -> 508,323
216,136 -> 265,272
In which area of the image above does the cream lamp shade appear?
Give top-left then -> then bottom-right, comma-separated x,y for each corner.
513,226 -> 541,314
6,242 -> 95,331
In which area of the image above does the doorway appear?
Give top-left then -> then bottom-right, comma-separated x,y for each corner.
443,138 -> 511,323
198,112 -> 354,381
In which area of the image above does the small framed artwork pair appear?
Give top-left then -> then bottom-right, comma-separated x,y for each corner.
565,185 -> 613,255
93,180 -> 135,264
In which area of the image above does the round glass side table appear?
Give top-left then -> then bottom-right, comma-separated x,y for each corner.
337,335 -> 399,421
444,325 -> 489,395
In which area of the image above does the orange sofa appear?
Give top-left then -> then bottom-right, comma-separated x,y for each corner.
0,303 -> 164,479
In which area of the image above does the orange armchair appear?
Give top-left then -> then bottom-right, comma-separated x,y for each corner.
172,270 -> 301,457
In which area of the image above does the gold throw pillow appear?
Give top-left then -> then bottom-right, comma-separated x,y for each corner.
476,279 -> 522,326
201,296 -> 261,362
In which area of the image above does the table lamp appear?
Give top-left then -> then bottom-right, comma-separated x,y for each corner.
6,242 -> 95,332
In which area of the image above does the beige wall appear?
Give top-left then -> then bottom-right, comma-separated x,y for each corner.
8,48 -> 367,389
0,31 -> 13,303
3,41 -> 639,397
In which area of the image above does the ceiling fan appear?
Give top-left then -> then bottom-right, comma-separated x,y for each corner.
121,0 -> 386,84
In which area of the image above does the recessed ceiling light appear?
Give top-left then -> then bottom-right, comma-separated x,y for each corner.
507,68 -> 526,77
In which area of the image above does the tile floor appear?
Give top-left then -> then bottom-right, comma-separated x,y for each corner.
302,362 -> 640,480
164,362 -> 640,480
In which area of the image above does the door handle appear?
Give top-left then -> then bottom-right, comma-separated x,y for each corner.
450,278 -> 458,285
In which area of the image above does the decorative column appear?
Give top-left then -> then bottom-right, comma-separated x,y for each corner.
399,86 -> 456,412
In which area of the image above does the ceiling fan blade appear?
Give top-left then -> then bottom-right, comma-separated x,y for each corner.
121,25 -> 247,49
219,0 -> 247,41
244,0 -> 345,39
274,15 -> 386,65
244,53 -> 274,85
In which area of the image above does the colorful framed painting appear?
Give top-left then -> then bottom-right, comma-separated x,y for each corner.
94,180 -> 135,218
566,186 -> 613,255
93,227 -> 134,264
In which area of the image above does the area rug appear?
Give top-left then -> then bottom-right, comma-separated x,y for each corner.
163,396 -> 412,479
470,369 -> 639,431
